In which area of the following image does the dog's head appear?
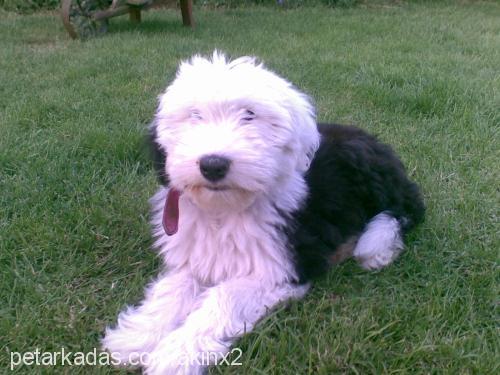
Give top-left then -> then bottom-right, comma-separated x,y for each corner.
152,52 -> 320,213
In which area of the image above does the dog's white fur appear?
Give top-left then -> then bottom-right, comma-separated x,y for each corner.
102,52 -> 402,374
354,213 -> 404,270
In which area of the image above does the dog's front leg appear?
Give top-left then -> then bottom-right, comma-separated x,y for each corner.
102,269 -> 199,366
145,279 -> 309,375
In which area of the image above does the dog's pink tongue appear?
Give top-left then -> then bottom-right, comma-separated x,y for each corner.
163,188 -> 180,236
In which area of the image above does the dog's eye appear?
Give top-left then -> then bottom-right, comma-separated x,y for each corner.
242,110 -> 255,122
190,111 -> 202,120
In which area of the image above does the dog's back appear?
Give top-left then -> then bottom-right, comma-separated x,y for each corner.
289,123 -> 425,280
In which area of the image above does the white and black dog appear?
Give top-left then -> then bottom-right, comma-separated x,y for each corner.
102,52 -> 424,374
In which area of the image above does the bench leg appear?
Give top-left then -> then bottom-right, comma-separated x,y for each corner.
180,0 -> 194,27
129,7 -> 141,24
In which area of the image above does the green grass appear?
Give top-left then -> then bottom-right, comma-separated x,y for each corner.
1,1 -> 499,373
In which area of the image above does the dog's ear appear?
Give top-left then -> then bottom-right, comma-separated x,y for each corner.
288,92 -> 320,173
148,120 -> 169,186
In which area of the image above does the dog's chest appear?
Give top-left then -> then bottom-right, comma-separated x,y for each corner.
161,199 -> 296,286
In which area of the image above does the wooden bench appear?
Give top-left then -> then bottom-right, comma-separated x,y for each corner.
61,0 -> 194,39
126,0 -> 194,27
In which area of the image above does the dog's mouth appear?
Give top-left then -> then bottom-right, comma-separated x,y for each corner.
163,184 -> 256,236
162,185 -> 231,236
203,185 -> 230,192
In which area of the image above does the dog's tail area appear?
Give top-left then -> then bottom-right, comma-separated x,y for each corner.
398,179 -> 426,234
351,178 -> 425,270
352,212 -> 405,270
331,191 -> 425,270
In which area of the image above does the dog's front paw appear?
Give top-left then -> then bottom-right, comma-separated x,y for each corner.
145,338 -> 199,375
145,329 -> 228,375
101,325 -> 153,367
145,355 -> 202,375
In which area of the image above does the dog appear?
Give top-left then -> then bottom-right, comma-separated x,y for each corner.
102,52 -> 425,374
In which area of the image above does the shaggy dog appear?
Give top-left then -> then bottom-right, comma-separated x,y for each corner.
102,52 -> 424,374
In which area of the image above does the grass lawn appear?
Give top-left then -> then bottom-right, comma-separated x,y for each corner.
1,1 -> 499,373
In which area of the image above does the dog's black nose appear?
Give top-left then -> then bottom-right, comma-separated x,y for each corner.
199,155 -> 231,182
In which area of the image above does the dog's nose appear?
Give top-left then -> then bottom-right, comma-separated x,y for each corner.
199,155 -> 231,182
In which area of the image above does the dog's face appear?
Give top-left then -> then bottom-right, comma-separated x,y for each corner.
154,53 -> 320,212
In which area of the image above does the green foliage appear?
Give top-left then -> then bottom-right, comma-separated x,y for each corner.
0,0 -> 359,13
322,0 -> 358,6
0,0 -> 60,13
282,0 -> 359,7
194,0 -> 359,8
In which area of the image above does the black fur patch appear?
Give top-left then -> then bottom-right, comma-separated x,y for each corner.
147,122 -> 169,186
287,123 -> 425,282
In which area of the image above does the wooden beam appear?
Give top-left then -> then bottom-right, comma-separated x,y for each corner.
93,6 -> 130,21
129,6 -> 141,23
180,0 -> 194,27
